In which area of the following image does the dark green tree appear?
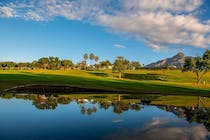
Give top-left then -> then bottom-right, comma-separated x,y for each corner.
99,60 -> 112,70
49,57 -> 61,70
130,61 -> 141,70
113,56 -> 129,78
183,50 -> 210,84
76,61 -> 87,70
0,62 -> 16,69
203,50 -> 210,60
38,57 -> 49,69
31,60 -> 40,68
61,60 -> 74,69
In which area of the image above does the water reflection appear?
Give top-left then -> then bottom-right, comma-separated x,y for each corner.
0,93 -> 210,140
104,121 -> 209,140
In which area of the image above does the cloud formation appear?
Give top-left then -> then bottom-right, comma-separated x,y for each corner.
0,0 -> 210,51
0,6 -> 15,17
114,44 -> 127,49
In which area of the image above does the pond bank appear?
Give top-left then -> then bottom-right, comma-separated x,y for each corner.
1,84 -> 210,96
1,84 -> 116,94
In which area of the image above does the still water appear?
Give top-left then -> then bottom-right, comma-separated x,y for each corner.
0,93 -> 209,140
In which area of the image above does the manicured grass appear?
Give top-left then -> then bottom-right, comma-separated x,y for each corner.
0,69 -> 210,95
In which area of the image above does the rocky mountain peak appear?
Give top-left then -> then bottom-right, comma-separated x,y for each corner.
145,52 -> 187,69
173,52 -> 185,59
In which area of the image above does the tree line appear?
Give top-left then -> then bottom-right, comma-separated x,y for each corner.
0,53 -> 141,71
0,57 -> 74,70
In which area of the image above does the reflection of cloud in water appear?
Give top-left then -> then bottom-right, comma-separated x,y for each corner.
145,117 -> 169,128
112,119 -> 124,123
104,118 -> 210,140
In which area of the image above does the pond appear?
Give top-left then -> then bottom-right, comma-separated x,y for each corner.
0,93 -> 210,140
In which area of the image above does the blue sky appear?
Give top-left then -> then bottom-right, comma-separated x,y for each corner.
0,0 -> 210,65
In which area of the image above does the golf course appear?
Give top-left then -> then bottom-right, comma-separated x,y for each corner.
1,69 -> 210,95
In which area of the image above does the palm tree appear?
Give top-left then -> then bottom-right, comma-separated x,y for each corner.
83,53 -> 88,70
94,56 -> 99,70
95,56 -> 99,63
89,53 -> 95,66
83,53 -> 88,61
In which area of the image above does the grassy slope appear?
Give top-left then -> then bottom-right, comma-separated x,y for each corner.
0,69 -> 210,95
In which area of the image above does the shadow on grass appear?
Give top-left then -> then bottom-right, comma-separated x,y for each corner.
88,72 -> 108,77
0,73 -> 210,95
123,73 -> 165,81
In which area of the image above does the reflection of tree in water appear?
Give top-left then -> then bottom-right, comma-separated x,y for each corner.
158,105 -> 210,132
0,94 -> 141,114
113,101 -> 129,114
57,97 -> 72,105
113,102 -> 142,114
129,103 -> 141,111
32,95 -> 72,110
157,96 -> 210,131
92,100 -> 97,113
81,106 -> 86,115
1,93 -> 209,131
76,98 -> 98,115
32,95 -> 58,110
93,106 -> 97,113
87,108 -> 93,115
1,93 -> 15,99
185,107 -> 210,131
87,99 -> 97,115
76,98 -> 141,115
99,101 -> 112,110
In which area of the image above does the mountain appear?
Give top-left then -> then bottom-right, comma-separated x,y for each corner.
145,52 -> 189,69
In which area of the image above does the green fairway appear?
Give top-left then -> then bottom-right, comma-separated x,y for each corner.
0,69 -> 210,95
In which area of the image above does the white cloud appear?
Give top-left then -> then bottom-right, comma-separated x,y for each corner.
147,42 -> 168,52
124,0 -> 202,13
25,11 -> 44,21
97,12 -> 210,50
0,0 -> 210,51
0,6 -> 15,17
114,44 -> 127,49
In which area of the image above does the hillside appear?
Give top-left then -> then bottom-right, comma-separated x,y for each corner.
145,52 -> 189,68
